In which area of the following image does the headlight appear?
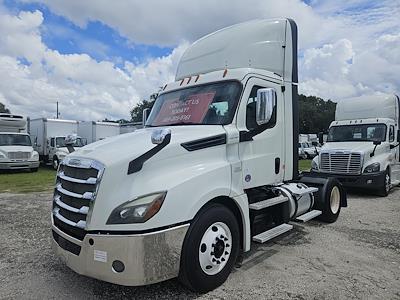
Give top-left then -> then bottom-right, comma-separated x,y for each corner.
32,151 -> 39,159
311,159 -> 318,170
364,162 -> 380,173
106,192 -> 167,224
0,152 -> 5,158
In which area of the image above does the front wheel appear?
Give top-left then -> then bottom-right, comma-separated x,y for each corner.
178,204 -> 240,293
377,168 -> 390,197
52,157 -> 59,170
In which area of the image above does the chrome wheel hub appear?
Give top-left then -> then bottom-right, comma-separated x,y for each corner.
199,222 -> 232,275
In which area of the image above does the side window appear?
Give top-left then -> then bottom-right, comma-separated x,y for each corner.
389,125 -> 395,142
50,138 -> 54,147
246,85 -> 277,131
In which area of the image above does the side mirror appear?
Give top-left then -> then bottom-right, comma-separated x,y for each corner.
318,132 -> 324,144
142,108 -> 150,127
373,140 -> 382,146
65,134 -> 77,145
397,129 -> 400,143
256,88 -> 276,126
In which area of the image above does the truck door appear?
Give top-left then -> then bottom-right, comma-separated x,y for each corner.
389,125 -> 400,181
49,138 -> 55,160
237,78 -> 285,189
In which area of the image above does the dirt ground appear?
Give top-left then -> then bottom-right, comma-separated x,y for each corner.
0,188 -> 399,300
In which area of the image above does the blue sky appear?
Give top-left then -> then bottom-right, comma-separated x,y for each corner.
4,0 -> 173,66
0,0 -> 398,120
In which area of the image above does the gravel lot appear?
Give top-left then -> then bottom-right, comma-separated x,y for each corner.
0,189 -> 399,300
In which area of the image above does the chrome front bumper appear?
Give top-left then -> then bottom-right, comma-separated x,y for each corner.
0,160 -> 39,170
52,222 -> 189,286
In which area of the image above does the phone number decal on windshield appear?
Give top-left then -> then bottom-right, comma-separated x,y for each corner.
152,92 -> 216,126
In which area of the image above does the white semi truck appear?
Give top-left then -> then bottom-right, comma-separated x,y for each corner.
51,19 -> 347,292
0,113 -> 39,171
312,94 -> 400,196
78,121 -> 120,143
29,118 -> 86,169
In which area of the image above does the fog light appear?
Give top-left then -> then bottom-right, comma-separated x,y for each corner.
366,179 -> 373,184
112,260 -> 125,273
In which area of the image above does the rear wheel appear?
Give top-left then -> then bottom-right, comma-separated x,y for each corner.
178,204 -> 240,293
318,178 -> 344,223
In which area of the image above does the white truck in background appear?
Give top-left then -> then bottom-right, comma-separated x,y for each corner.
29,118 -> 86,169
78,121 -> 120,143
0,113 -> 39,171
51,19 -> 347,292
312,94 -> 400,196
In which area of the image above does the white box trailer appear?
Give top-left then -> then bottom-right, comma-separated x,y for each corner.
78,121 -> 120,143
0,114 -> 39,171
29,118 -> 86,168
120,122 -> 143,134
312,94 -> 400,196
51,19 -> 347,292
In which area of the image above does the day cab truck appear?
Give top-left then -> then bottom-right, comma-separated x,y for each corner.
51,18 -> 347,292
29,118 -> 86,169
312,94 -> 400,196
0,113 -> 39,171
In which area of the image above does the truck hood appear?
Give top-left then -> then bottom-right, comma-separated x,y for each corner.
69,125 -> 227,167
321,142 -> 376,153
0,145 -> 33,153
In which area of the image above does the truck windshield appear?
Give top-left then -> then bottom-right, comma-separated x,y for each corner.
146,81 -> 242,126
56,137 -> 85,148
0,134 -> 31,146
327,124 -> 387,142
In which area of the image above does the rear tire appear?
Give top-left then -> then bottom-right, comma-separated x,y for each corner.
377,168 -> 390,197
318,178 -> 345,223
178,203 -> 240,293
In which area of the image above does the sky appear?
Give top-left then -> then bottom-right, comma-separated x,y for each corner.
0,0 -> 399,121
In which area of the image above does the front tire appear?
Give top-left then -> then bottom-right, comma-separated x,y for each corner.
52,157 -> 59,170
377,168 -> 390,197
30,167 -> 38,172
178,203 -> 240,293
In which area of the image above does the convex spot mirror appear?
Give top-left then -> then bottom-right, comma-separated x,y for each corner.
256,88 -> 276,126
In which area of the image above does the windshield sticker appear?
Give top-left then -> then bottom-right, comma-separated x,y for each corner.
152,92 -> 216,126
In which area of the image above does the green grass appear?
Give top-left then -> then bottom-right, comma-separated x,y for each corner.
0,160 -> 313,194
0,168 -> 56,193
299,159 -> 312,171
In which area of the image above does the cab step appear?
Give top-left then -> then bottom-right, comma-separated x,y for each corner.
249,195 -> 288,210
252,223 -> 293,243
295,210 -> 322,222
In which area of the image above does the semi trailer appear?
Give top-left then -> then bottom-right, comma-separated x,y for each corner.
29,118 -> 85,169
0,114 -> 39,171
51,18 -> 347,292
312,94 -> 400,196
78,121 -> 120,144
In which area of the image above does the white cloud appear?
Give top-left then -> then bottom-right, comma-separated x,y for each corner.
0,9 -> 188,120
0,0 -> 399,120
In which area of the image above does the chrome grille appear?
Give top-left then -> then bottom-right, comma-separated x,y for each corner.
52,157 -> 104,241
8,151 -> 30,160
320,151 -> 362,175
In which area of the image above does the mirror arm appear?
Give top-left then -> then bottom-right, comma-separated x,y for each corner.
370,144 -> 379,157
